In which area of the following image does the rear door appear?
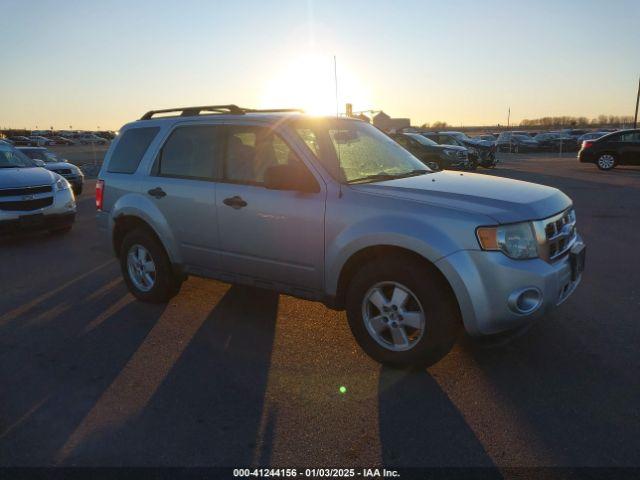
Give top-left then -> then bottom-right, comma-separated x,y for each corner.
617,131 -> 640,164
215,124 -> 326,293
142,124 -> 223,270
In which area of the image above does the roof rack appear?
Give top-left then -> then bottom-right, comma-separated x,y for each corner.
139,105 -> 304,120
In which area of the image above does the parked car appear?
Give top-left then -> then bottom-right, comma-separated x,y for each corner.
96,105 -> 585,367
495,132 -> 541,152
17,147 -> 84,195
0,139 -> 13,146
0,143 -> 76,234
28,136 -> 56,147
578,129 -> 640,171
50,135 -> 77,146
533,132 -> 579,151
435,131 -> 497,168
7,136 -> 36,146
389,132 -> 470,170
77,134 -> 109,145
420,133 -> 477,169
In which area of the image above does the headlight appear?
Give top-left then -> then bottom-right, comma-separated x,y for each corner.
442,149 -> 459,157
476,222 -> 538,259
54,176 -> 71,191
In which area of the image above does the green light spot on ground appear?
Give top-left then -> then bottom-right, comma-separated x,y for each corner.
339,386 -> 347,394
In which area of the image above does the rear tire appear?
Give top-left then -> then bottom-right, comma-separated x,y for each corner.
596,153 -> 617,171
345,257 -> 460,367
120,228 -> 182,303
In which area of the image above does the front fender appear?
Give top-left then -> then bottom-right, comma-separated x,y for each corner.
325,214 -> 464,297
110,193 -> 182,265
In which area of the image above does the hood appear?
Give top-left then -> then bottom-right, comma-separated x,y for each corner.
0,167 -> 57,189
45,161 -> 77,171
463,138 -> 494,148
429,144 -> 467,153
349,171 -> 571,224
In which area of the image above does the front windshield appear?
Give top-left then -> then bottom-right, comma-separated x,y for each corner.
514,135 -> 532,141
20,149 -> 47,161
294,119 -> 430,183
405,133 -> 438,146
0,147 -> 37,168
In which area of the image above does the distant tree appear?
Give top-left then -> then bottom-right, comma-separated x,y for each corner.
420,122 -> 430,129
431,121 -> 448,129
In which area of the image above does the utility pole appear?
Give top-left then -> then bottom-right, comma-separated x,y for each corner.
634,75 -> 639,129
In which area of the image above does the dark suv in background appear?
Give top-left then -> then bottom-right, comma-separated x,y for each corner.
578,129 -> 640,171
389,132 -> 470,170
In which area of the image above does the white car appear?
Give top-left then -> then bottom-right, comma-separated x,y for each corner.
77,134 -> 109,145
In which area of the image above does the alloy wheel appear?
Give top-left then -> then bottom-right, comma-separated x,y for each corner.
127,244 -> 156,292
361,281 -> 426,351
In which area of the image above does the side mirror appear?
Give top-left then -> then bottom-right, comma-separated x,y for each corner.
264,164 -> 319,193
34,159 -> 45,167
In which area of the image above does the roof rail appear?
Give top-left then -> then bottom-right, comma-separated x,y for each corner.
139,105 -> 304,120
140,104 -> 244,120
242,108 -> 305,114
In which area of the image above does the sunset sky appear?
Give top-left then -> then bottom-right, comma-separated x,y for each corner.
1,0 -> 639,130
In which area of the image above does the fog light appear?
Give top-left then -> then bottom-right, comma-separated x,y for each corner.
508,287 -> 542,315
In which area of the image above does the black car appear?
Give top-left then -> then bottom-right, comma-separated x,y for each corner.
390,133 -> 470,170
495,132 -> 541,153
533,132 -> 580,151
422,131 -> 497,168
7,136 -> 35,146
578,129 -> 640,171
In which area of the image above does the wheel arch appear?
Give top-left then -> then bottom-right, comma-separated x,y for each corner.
332,245 -> 460,319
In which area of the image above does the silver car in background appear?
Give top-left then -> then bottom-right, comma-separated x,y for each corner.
0,144 -> 76,234
17,147 -> 85,195
96,105 -> 585,367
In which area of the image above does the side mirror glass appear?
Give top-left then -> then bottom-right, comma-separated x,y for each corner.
264,164 -> 319,193
34,159 -> 45,167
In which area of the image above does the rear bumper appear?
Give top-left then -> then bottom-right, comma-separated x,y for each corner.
436,237 -> 584,336
578,150 -> 596,163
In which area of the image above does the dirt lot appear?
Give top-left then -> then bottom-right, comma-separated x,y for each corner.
0,153 -> 639,470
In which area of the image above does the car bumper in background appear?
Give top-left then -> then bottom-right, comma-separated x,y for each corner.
436,236 -> 585,336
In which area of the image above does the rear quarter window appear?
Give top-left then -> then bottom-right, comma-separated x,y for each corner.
107,127 -> 159,174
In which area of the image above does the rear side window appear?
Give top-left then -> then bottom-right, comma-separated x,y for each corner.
154,125 -> 222,180
107,127 -> 159,174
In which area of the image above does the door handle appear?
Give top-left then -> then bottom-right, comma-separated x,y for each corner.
223,195 -> 248,209
148,187 -> 166,199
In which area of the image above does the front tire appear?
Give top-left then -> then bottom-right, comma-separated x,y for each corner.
120,228 -> 182,303
596,153 -> 617,171
345,257 -> 460,367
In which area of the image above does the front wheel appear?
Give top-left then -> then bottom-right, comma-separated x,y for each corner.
596,153 -> 617,171
345,258 -> 460,367
120,228 -> 182,303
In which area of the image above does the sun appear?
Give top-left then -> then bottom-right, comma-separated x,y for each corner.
260,54 -> 370,116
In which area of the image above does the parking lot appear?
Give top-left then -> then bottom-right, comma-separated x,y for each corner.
1,153 -> 639,469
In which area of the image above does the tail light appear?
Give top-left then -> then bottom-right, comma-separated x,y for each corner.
582,141 -> 594,149
95,179 -> 104,211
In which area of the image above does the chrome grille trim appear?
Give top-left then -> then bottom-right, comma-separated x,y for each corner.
532,208 -> 577,263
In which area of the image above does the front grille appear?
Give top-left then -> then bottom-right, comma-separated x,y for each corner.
0,197 -> 54,211
53,169 -> 72,175
456,151 -> 466,158
534,209 -> 577,262
0,185 -> 52,197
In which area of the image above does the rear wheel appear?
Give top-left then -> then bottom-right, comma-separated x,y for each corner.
345,258 -> 460,367
120,228 -> 182,303
596,153 -> 617,171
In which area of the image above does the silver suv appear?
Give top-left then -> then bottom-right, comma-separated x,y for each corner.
96,105 -> 586,366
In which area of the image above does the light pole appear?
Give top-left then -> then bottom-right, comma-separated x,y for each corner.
634,75 -> 639,129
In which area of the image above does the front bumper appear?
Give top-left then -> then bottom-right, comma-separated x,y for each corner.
436,237 -> 584,336
0,187 -> 76,234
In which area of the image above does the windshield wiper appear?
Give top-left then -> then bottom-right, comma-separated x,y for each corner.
347,169 -> 431,184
